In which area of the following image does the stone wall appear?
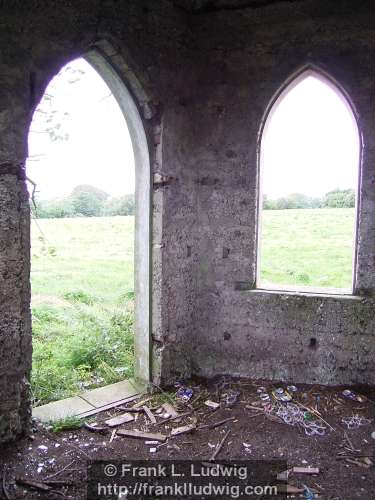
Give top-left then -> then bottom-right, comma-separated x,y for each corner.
0,0 -> 375,442
189,0 -> 375,384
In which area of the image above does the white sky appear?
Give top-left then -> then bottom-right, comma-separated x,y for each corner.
261,75 -> 359,198
27,64 -> 359,202
27,58 -> 135,200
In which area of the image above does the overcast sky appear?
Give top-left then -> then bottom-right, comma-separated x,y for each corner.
27,61 -> 359,202
27,58 -> 135,200
262,75 -> 359,199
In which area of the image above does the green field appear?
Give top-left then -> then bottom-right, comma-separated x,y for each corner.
31,209 -> 355,404
31,216 -> 135,406
260,208 -> 356,290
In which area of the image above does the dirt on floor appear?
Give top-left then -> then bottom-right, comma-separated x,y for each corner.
0,378 -> 374,499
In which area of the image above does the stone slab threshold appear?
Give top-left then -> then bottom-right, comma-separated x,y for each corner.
32,379 -> 142,422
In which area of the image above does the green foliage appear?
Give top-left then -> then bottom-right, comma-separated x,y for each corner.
70,184 -> 109,217
33,197 -> 74,218
103,194 -> 135,216
31,216 -> 135,405
263,189 -> 355,210
50,416 -> 83,432
322,188 -> 355,208
64,290 -> 96,305
33,185 -> 135,219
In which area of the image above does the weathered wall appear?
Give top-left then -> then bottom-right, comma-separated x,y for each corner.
189,0 -> 375,384
1,0 -> 375,443
0,0 -> 196,442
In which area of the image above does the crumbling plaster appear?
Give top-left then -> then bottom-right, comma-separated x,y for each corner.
0,0 -> 374,442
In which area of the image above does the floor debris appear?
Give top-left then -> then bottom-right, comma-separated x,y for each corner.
105,412 -> 134,427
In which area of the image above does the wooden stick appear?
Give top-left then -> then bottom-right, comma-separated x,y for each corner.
44,460 -> 76,480
198,417 -> 235,430
143,405 -> 157,424
2,466 -> 10,500
210,430 -> 231,461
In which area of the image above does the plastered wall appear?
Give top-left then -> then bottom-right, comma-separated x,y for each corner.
0,0 -> 374,442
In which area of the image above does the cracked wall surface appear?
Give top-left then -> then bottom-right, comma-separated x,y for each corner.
0,0 -> 375,442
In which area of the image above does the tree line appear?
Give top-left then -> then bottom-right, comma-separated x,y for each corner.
33,184 -> 135,218
263,188 -> 355,210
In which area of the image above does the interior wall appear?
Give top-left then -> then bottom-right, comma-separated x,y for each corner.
0,0 -> 196,442
189,0 -> 375,384
1,0 -> 375,443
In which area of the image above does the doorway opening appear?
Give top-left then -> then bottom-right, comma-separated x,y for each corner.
257,69 -> 360,294
27,52 -> 150,415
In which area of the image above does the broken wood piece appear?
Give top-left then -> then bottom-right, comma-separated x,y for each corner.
199,416 -> 236,430
210,430 -> 231,461
109,429 -> 116,443
276,469 -> 291,481
105,412 -> 134,427
117,407 -> 144,413
84,422 -> 108,433
171,423 -> 196,437
43,480 -> 76,486
293,466 -> 320,475
277,484 -> 304,494
132,397 -> 152,409
117,429 -> 167,442
143,405 -> 157,424
2,466 -> 10,500
204,400 -> 220,410
162,403 -> 179,418
16,478 -> 52,492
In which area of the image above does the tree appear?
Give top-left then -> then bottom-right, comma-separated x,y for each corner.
70,185 -> 109,217
102,194 -> 135,216
322,188 -> 355,208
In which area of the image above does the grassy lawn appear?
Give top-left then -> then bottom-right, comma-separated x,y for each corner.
31,208 -> 355,404
259,208 -> 356,290
31,216 -> 135,406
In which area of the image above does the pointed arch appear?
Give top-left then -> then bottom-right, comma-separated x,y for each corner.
256,65 -> 362,294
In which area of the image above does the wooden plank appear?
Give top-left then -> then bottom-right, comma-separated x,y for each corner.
143,405 -> 157,424
105,413 -> 134,427
293,466 -> 319,475
117,429 -> 167,442
171,423 -> 196,437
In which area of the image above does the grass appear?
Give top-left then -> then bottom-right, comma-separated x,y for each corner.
31,216 -> 135,406
259,208 -> 356,290
31,209 -> 356,404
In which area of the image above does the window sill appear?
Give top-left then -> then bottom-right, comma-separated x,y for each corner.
247,286 -> 361,300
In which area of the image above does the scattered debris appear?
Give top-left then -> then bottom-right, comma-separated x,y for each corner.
199,416 -> 236,430
342,390 -> 367,403
210,430 -> 231,461
293,466 -> 320,475
176,386 -> 194,402
277,484 -> 305,494
171,423 -> 196,437
16,478 -> 52,492
162,403 -> 179,418
272,388 -> 292,402
222,390 -> 240,407
204,400 -> 220,410
84,422 -> 108,433
341,415 -> 371,430
117,429 -> 167,442
303,484 -> 316,500
2,466 -> 10,500
143,406 -> 157,424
